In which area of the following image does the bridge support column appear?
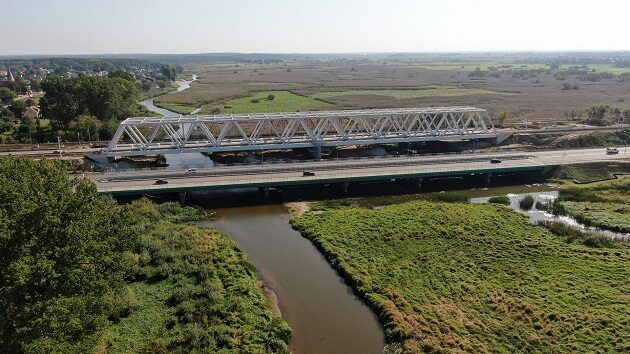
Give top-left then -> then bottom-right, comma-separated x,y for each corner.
259,186 -> 270,199
484,173 -> 492,186
415,177 -> 424,190
341,182 -> 349,194
178,191 -> 187,204
314,142 -> 322,161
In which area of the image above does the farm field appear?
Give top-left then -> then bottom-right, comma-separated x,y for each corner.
152,56 -> 630,125
291,200 -> 630,353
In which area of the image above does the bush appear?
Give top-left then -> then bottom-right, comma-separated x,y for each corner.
250,98 -> 260,104
488,195 -> 510,205
519,195 -> 535,210
425,193 -> 469,203
538,221 -> 616,248
267,94 -> 275,101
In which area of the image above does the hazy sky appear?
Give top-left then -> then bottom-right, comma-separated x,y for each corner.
3,0 -> 630,55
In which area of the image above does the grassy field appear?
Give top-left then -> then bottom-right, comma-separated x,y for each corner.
311,86 -> 507,100
554,179 -> 630,233
291,200 -> 630,353
214,91 -> 330,114
557,161 -> 630,183
104,199 -> 291,353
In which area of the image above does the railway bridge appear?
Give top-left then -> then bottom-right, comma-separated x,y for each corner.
106,107 -> 501,157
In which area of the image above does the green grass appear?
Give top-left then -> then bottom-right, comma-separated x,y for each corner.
558,162 -> 630,183
292,201 -> 630,353
220,91 -> 330,114
311,86 -> 506,100
586,64 -> 630,75
396,61 -> 550,71
105,281 -> 175,353
152,101 -> 198,115
554,179 -> 630,233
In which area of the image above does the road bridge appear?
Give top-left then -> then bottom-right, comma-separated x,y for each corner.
106,107 -> 498,156
91,147 -> 629,196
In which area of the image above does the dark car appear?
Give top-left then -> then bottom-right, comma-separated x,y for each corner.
490,158 -> 502,164
154,179 -> 169,185
302,171 -> 316,177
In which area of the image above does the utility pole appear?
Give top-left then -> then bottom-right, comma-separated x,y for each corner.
57,136 -> 62,156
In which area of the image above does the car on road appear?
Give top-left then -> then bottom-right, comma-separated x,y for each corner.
490,158 -> 502,164
187,168 -> 198,173
606,147 -> 619,154
52,149 -> 64,154
154,179 -> 168,185
302,171 -> 316,177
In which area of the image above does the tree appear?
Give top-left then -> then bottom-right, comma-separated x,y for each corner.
40,74 -> 138,134
9,100 -> 26,118
587,104 -> 609,120
69,114 -> 102,141
0,158 -> 136,353
267,94 -> 275,101
109,70 -> 135,83
0,87 -> 16,103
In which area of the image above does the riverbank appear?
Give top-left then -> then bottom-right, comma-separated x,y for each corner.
290,198 -> 630,353
105,199 -> 291,353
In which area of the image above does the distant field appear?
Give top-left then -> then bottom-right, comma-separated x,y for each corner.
209,91 -> 331,114
292,200 -> 630,352
311,86 -> 508,100
397,61 -> 551,71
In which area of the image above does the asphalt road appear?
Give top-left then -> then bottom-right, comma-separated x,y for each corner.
90,147 -> 629,194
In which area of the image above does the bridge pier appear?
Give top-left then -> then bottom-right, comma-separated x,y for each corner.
259,186 -> 270,199
341,182 -> 349,194
484,173 -> 492,186
178,191 -> 187,204
313,142 -> 322,161
415,177 -> 424,190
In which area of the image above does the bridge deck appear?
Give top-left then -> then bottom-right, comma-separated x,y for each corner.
92,147 -> 629,195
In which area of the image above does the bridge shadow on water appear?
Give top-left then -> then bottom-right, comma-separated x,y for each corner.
119,169 -> 550,208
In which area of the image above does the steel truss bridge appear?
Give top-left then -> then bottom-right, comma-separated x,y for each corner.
106,107 -> 498,156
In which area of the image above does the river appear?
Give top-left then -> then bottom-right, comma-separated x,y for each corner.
138,74 -> 198,116
196,204 -> 386,354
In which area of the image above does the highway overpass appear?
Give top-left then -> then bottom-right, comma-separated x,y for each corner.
90,147 -> 629,196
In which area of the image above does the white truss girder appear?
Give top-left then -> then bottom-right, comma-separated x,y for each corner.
107,107 -> 496,155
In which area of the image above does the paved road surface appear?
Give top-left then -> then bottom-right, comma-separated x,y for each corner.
89,147 -> 629,194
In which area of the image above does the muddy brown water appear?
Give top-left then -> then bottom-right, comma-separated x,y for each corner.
196,204 -> 385,354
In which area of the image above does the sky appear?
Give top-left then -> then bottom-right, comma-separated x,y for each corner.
3,0 -> 630,55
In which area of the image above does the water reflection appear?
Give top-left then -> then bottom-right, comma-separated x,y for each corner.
471,191 -> 629,241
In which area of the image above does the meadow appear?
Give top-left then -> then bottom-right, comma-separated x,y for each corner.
152,57 -> 630,125
554,179 -> 630,233
291,200 -> 630,353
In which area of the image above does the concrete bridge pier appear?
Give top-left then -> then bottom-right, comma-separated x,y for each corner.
415,177 -> 424,190
178,191 -> 187,204
259,186 -> 270,199
313,142 -> 322,161
483,173 -> 493,186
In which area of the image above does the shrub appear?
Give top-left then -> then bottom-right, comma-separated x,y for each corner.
519,195 -> 535,210
488,195 -> 510,205
250,98 -> 260,103
538,221 -> 616,248
267,94 -> 275,101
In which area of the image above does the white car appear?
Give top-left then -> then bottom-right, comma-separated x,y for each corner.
187,168 -> 198,173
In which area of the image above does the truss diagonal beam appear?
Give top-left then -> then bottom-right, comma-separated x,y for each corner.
107,106 -> 496,155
